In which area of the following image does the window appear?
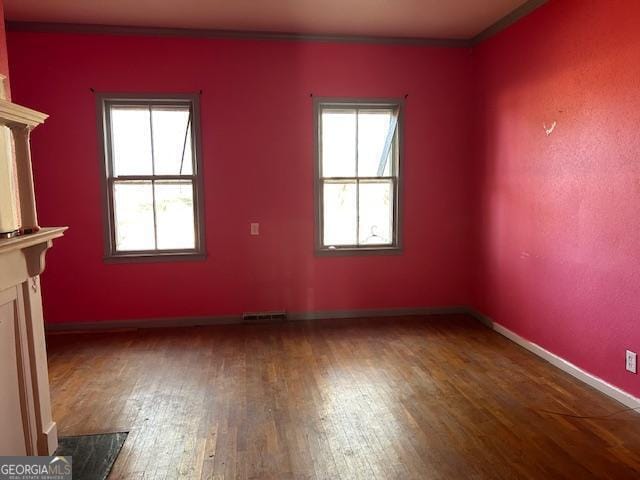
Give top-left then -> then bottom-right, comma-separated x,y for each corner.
98,95 -> 205,260
314,99 -> 402,253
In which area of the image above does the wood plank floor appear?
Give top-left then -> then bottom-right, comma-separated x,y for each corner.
46,315 -> 640,479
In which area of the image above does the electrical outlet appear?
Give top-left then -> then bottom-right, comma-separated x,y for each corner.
250,223 -> 259,236
626,350 -> 637,374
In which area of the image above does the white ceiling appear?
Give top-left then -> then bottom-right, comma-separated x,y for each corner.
4,0 -> 530,40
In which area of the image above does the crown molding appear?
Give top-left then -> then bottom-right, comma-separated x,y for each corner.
6,21 -> 472,48
471,0 -> 548,45
6,1 -> 549,49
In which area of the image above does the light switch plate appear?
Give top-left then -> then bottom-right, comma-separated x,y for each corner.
626,350 -> 637,374
250,223 -> 259,236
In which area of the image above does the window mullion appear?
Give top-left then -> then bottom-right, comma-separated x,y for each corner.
355,109 -> 360,246
148,105 -> 156,176
151,180 -> 159,250
148,105 -> 159,250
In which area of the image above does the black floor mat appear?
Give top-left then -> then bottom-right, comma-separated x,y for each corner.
55,432 -> 128,480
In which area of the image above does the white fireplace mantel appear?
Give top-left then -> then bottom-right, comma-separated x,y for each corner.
0,227 -> 66,456
0,85 -> 67,456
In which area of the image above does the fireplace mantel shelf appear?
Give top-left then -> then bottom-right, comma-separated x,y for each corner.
0,227 -> 66,254
0,226 -> 67,292
0,98 -> 49,128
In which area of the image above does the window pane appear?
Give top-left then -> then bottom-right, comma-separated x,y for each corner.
111,107 -> 153,176
358,110 -> 395,177
358,180 -> 393,245
154,180 -> 196,250
321,110 -> 356,177
151,106 -> 194,175
323,181 -> 357,246
113,181 -> 155,251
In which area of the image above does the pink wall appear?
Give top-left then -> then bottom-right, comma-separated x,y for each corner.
7,32 -> 476,323
473,0 -> 640,397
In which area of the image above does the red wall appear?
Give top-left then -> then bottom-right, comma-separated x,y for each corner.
473,0 -> 640,397
6,0 -> 640,399
7,32 -> 476,323
0,0 -> 10,96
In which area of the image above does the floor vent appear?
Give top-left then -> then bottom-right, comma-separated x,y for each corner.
242,311 -> 287,322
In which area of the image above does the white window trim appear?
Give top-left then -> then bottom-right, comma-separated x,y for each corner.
97,93 -> 206,262
313,97 -> 404,255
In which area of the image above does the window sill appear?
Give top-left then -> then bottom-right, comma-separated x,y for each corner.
104,251 -> 207,264
315,246 -> 402,257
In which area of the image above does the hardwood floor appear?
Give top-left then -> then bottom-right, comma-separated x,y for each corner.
46,315 -> 640,479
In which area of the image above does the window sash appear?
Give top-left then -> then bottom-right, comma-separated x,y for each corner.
107,177 -> 199,254
320,177 -> 397,248
105,101 -> 197,178
319,106 -> 399,179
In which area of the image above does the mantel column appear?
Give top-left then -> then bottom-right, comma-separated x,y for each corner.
12,126 -> 39,234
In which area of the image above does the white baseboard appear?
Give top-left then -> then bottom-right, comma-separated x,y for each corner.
466,309 -> 640,409
42,421 -> 58,455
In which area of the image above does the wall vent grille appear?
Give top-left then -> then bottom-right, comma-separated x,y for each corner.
242,311 -> 287,322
